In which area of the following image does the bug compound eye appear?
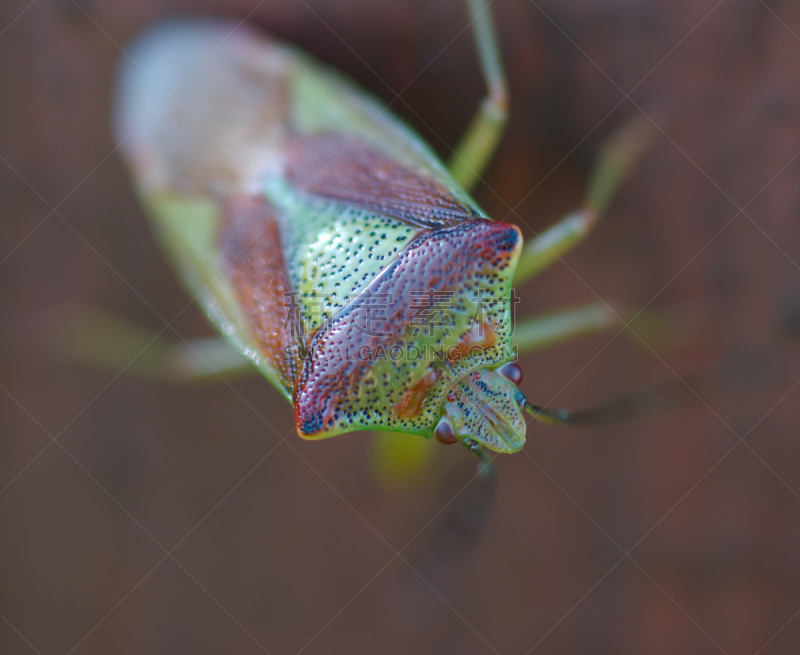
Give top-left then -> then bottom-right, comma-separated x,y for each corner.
434,419 -> 459,445
497,362 -> 523,385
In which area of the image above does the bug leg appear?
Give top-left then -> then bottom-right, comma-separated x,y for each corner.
513,302 -> 619,355
513,115 -> 657,286
56,306 -> 255,382
447,0 -> 508,192
160,338 -> 254,381
370,431 -> 437,487
513,301 -> 693,357
370,433 -> 494,486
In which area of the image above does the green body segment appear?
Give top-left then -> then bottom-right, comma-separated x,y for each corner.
114,19 -> 528,452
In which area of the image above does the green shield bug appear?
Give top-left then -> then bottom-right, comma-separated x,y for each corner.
112,1 -> 654,458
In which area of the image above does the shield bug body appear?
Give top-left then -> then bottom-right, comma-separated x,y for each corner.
114,4 -> 650,456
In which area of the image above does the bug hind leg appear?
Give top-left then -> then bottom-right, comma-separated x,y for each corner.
54,305 -> 255,382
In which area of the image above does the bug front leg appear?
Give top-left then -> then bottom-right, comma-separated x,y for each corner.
512,301 -> 693,357
512,302 -> 619,355
513,115 -> 657,286
447,0 -> 509,192
464,439 -> 495,478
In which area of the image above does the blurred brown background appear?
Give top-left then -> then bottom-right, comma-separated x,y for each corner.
3,0 -> 800,653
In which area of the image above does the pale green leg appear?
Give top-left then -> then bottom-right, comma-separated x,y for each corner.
57,306 -> 254,382
513,115 -> 657,286
512,300 -> 688,356
512,302 -> 619,354
370,430 -> 437,488
164,338 -> 253,381
447,0 -> 509,192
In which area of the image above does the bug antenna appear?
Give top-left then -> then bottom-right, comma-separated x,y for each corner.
520,391 -> 644,427
521,400 -> 573,425
516,346 -> 791,428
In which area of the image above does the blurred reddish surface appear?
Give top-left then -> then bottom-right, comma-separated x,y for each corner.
3,0 -> 800,653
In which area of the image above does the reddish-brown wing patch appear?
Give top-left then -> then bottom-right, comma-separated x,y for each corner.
286,133 -> 478,229
218,195 -> 303,392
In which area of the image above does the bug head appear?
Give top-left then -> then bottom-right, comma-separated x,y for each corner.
435,363 -> 528,454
